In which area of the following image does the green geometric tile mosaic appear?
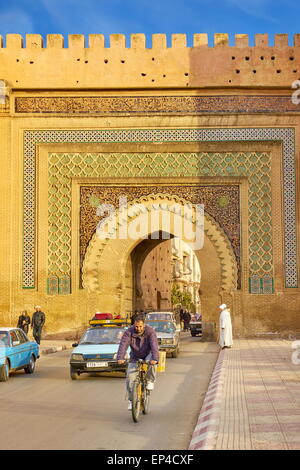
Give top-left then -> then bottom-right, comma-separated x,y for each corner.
48,151 -> 273,282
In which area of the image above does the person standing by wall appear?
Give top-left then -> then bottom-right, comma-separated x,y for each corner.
180,308 -> 185,331
17,310 -> 31,334
31,306 -> 46,345
219,304 -> 233,349
183,310 -> 191,331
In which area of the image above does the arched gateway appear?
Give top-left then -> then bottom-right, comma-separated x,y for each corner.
1,33 -> 299,337
82,194 -> 238,320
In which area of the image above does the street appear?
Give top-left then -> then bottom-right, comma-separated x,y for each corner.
0,333 -> 219,450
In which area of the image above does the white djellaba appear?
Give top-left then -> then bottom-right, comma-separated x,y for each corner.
219,304 -> 233,349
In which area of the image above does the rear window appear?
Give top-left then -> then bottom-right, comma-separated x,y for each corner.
0,331 -> 9,346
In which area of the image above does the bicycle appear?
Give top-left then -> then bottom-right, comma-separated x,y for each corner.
131,359 -> 151,423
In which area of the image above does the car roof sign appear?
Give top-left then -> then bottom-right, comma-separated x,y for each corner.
89,318 -> 131,328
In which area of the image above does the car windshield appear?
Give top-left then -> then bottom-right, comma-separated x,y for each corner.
146,321 -> 176,334
147,314 -> 172,321
79,328 -> 124,345
0,331 -> 9,346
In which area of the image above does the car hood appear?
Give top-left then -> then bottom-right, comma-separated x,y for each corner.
0,346 -> 9,360
72,344 -> 119,355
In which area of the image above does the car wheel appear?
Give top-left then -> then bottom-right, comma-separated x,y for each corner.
70,366 -> 80,380
24,355 -> 36,374
191,332 -> 196,337
0,360 -> 9,382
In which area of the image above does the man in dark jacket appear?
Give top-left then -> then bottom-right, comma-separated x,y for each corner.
183,310 -> 191,331
117,314 -> 159,410
31,306 -> 46,345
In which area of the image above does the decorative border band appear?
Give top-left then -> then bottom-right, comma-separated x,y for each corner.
23,127 -> 297,289
16,95 -> 300,115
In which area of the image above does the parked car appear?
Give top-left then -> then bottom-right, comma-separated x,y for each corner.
0,328 -> 39,382
69,319 -> 130,380
145,319 -> 180,358
190,314 -> 202,337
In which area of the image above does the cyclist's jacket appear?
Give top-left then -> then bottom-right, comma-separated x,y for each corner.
117,325 -> 159,362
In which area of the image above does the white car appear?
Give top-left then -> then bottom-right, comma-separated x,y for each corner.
145,320 -> 180,358
145,311 -> 180,332
145,311 -> 177,324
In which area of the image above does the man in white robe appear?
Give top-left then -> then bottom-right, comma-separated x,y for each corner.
219,304 -> 233,349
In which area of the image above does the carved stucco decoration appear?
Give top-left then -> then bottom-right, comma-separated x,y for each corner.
82,194 -> 238,294
80,184 -> 241,285
15,95 -> 300,115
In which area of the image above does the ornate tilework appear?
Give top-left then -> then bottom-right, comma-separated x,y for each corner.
16,95 -> 300,114
249,276 -> 274,294
79,184 -> 241,282
23,128 -> 297,289
262,277 -> 274,294
58,277 -> 71,295
249,276 -> 261,294
73,151 -> 272,283
48,150 -> 272,288
47,276 -> 59,295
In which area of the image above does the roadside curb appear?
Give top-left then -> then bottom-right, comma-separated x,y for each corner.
189,348 -> 226,450
41,344 -> 73,355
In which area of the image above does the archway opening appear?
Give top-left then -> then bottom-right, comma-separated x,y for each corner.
130,232 -> 201,315
82,194 -> 238,322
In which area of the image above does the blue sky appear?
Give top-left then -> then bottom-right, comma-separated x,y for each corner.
0,0 -> 298,47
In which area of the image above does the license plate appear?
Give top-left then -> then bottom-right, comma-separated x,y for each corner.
87,361 -> 108,368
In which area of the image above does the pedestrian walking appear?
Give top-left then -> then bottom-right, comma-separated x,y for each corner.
17,310 -> 31,334
31,306 -> 46,345
219,304 -> 233,349
183,310 -> 191,331
180,308 -> 185,331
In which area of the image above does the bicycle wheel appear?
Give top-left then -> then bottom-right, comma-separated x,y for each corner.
142,386 -> 150,415
132,381 -> 142,423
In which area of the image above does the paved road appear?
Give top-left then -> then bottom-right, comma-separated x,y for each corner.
0,333 -> 219,450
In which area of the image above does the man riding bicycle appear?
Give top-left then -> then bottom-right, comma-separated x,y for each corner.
117,315 -> 159,410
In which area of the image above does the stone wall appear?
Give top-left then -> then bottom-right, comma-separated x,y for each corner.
0,33 -> 300,89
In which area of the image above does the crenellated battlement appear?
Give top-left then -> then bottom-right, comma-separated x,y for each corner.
0,33 -> 299,90
1,33 -> 300,49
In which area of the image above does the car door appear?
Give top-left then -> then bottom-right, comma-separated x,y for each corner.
9,330 -> 22,369
16,329 -> 30,366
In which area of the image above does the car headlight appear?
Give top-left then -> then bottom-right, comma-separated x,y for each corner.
113,352 -> 129,360
71,353 -> 84,361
